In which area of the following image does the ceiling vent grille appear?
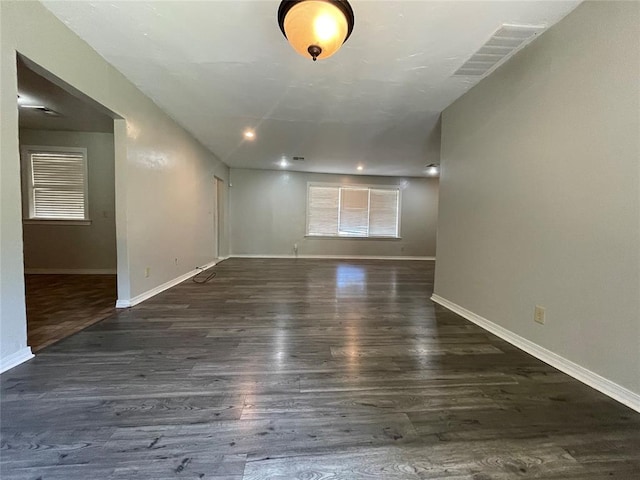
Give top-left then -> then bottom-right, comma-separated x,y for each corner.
453,24 -> 545,77
292,156 -> 305,161
39,107 -> 60,116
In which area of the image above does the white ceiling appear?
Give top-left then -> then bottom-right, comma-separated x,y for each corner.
17,57 -> 113,133
42,0 -> 580,177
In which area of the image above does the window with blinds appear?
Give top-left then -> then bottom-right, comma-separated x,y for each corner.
307,184 -> 400,238
23,147 -> 89,220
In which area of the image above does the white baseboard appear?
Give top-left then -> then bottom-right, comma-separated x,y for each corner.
115,259 -> 221,308
24,268 -> 117,274
0,347 -> 34,374
229,254 -> 435,261
431,294 -> 640,413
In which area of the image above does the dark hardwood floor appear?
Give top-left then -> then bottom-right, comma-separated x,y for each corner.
2,259 -> 639,479
24,274 -> 117,352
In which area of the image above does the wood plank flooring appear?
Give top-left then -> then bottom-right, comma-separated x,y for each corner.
24,274 -> 117,352
2,259 -> 639,479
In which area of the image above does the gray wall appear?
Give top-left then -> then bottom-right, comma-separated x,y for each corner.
229,168 -> 438,257
434,1 -> 639,395
1,1 -> 229,368
20,129 -> 117,272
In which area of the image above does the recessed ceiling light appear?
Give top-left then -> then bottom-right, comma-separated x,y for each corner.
357,165 -> 363,171
425,164 -> 440,176
244,130 -> 255,140
19,104 -> 47,109
279,159 -> 288,168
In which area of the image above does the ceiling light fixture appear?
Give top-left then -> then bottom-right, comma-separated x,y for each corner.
244,130 -> 255,140
18,104 -> 61,116
357,165 -> 363,171
280,158 -> 289,168
425,164 -> 440,176
19,104 -> 47,109
278,0 -> 355,62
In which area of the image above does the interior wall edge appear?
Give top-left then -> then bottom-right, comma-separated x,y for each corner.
24,269 -> 117,275
0,347 -> 34,374
431,294 -> 640,413
115,258 -> 221,309
229,254 -> 436,261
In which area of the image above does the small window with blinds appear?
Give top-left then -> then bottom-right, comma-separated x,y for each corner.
307,183 -> 400,238
22,147 -> 89,221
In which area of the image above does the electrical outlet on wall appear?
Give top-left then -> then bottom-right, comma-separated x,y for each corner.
534,305 -> 546,325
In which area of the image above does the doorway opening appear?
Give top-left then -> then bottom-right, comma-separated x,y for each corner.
17,56 -> 119,351
213,176 -> 224,260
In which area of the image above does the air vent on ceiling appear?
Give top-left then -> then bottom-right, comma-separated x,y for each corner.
292,156 -> 305,161
453,24 -> 545,77
39,107 -> 60,116
21,105 -> 61,116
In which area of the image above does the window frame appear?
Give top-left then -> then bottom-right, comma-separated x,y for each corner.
21,145 -> 91,225
305,182 -> 402,239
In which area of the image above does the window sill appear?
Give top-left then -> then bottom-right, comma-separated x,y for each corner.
23,219 -> 92,226
305,235 -> 402,240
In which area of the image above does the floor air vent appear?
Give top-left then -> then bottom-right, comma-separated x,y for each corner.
453,24 -> 545,77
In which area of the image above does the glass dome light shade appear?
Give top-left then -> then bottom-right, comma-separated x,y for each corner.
280,1 -> 353,61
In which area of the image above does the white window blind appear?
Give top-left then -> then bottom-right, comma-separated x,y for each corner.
339,188 -> 369,236
307,184 -> 400,238
369,188 -> 399,237
25,149 -> 88,220
307,185 -> 339,235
